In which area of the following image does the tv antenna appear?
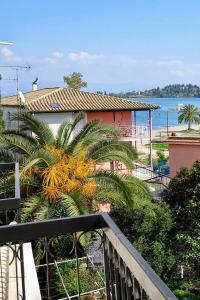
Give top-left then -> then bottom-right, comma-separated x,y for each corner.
0,64 -> 31,128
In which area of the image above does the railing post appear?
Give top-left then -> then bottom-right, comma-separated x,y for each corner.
44,238 -> 51,299
15,162 -> 20,200
103,234 -> 111,300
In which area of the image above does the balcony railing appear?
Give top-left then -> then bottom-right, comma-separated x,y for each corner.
0,162 -> 21,225
118,125 -> 150,139
0,211 -> 177,299
133,164 -> 170,187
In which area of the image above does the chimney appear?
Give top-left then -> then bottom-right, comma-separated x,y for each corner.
32,77 -> 38,91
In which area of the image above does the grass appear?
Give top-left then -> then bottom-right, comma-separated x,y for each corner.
145,143 -> 168,151
179,128 -> 200,133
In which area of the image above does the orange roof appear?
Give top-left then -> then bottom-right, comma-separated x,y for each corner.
0,87 -> 159,112
165,137 -> 200,144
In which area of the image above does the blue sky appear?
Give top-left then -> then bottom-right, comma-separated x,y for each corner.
1,0 -> 200,95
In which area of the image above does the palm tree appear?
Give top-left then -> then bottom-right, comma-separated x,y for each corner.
0,112 -> 141,221
178,104 -> 200,130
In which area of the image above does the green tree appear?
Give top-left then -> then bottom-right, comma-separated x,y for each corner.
178,104 -> 200,130
0,112 -> 138,221
163,161 -> 200,279
111,185 -> 175,277
63,72 -> 87,89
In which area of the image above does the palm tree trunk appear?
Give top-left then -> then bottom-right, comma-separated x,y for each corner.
188,121 -> 191,130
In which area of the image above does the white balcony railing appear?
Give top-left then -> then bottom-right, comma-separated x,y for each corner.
118,124 -> 150,139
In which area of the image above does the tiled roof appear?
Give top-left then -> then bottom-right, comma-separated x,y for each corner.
1,87 -> 159,112
0,88 -> 58,106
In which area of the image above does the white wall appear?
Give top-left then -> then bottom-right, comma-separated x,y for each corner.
1,106 -> 19,130
34,112 -> 87,136
1,107 -> 87,136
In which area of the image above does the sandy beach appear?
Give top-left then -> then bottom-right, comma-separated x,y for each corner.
152,124 -> 200,139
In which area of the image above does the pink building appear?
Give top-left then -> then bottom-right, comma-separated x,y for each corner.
166,137 -> 200,178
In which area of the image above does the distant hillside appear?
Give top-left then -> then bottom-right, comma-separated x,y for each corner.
106,84 -> 200,98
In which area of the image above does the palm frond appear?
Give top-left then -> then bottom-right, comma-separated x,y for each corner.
56,112 -> 85,148
1,129 -> 39,146
21,196 -> 45,221
11,112 -> 55,146
65,119 -> 100,153
89,140 -> 137,168
0,134 -> 35,156
124,175 -> 152,204
90,171 -> 133,209
59,193 -> 89,217
21,149 -> 59,174
67,121 -> 118,155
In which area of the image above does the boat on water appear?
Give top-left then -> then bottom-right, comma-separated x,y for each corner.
170,103 -> 184,111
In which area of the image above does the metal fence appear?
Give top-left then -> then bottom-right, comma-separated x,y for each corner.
0,213 -> 177,300
0,162 -> 25,300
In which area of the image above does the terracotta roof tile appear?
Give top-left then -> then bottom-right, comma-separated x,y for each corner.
0,88 -> 58,106
1,87 -> 159,112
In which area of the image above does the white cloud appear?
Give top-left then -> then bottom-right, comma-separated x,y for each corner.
0,47 -> 22,62
44,51 -> 64,64
52,51 -> 64,58
67,51 -> 104,61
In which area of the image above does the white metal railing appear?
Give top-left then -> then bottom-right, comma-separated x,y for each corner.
133,163 -> 170,186
118,124 -> 150,139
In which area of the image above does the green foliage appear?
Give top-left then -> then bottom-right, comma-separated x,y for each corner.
0,112 -> 138,225
156,150 -> 167,163
108,84 -> 200,98
178,104 -> 200,130
163,161 -> 200,279
171,280 -> 200,300
55,260 -> 104,297
63,72 -> 87,89
111,186 -> 174,276
152,143 -> 168,151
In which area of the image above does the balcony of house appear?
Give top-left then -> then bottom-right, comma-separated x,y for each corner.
0,214 -> 178,300
117,124 -> 150,142
0,163 -> 177,300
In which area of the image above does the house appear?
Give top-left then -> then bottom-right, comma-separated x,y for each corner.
0,86 -> 158,167
165,137 -> 200,177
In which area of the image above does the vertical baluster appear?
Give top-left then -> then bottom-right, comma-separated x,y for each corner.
119,258 -> 126,300
125,268 -> 132,300
44,237 -> 51,300
113,251 -> 120,300
108,242 -> 115,299
19,243 -> 26,300
103,235 -> 111,300
132,276 -> 137,300
74,233 -> 81,300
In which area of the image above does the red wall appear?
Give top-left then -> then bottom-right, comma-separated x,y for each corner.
169,143 -> 200,177
87,111 -> 132,125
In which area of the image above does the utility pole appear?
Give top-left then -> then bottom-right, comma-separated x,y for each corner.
149,110 -> 153,170
167,111 -> 169,136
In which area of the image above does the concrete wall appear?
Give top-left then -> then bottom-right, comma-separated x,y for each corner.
87,111 -> 132,125
169,143 -> 200,177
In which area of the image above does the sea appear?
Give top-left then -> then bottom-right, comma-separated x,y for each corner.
132,98 -> 200,129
